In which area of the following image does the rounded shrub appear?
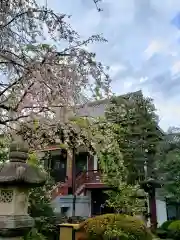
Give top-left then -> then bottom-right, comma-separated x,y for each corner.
167,220 -> 180,240
79,214 -> 153,240
156,220 -> 175,238
161,220 -> 174,230
168,220 -> 180,230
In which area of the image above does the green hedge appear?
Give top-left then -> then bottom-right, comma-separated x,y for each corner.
155,220 -> 175,239
161,220 -> 174,230
168,220 -> 180,231
79,214 -> 152,240
165,220 -> 180,240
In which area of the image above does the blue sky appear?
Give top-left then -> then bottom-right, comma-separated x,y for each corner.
43,0 -> 180,131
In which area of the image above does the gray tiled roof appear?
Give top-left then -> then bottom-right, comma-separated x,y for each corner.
75,90 -> 164,137
76,90 -> 141,118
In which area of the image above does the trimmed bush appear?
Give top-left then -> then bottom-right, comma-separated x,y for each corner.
161,220 -> 174,230
167,220 -> 180,240
155,228 -> 168,239
79,214 -> 153,240
168,220 -> 180,230
155,220 -> 175,239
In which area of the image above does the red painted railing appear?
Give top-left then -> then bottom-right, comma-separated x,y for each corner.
51,182 -> 69,199
75,170 -> 102,191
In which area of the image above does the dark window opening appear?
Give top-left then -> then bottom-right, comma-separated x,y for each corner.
61,207 -> 69,215
167,202 -> 180,220
68,187 -> 72,195
91,189 -> 114,216
75,152 -> 88,175
42,149 -> 67,183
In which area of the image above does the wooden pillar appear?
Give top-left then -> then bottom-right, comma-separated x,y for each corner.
67,150 -> 72,185
149,188 -> 157,229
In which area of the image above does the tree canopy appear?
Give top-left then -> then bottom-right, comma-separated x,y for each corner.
87,91 -> 162,215
156,128 -> 180,201
0,0 -> 111,140
105,91 -> 162,183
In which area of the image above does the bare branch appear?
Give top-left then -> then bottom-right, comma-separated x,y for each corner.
0,9 -> 65,30
93,0 -> 103,12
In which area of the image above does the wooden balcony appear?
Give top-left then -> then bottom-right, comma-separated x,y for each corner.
75,170 -> 108,194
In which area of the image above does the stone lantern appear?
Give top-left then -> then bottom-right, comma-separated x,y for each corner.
0,141 -> 47,239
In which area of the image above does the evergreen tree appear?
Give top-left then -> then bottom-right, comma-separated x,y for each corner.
156,128 -> 180,201
90,91 -> 162,214
93,119 -> 146,214
105,91 -> 162,183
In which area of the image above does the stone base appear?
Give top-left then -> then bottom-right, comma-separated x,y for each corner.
0,215 -> 34,237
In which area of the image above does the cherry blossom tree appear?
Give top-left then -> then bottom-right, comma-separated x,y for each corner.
0,0 -> 111,136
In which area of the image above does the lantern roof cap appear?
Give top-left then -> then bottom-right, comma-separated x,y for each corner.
0,141 -> 46,187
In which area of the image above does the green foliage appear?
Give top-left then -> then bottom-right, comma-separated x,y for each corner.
88,91 -> 162,215
28,151 -> 39,166
156,220 -> 180,240
161,220 -> 174,230
154,221 -> 174,239
168,220 -> 180,230
156,130 -> 180,200
27,169 -> 57,239
105,91 -> 161,183
88,116 -> 146,214
79,214 -> 153,240
167,220 -> 180,240
23,228 -> 46,240
155,228 -> 168,239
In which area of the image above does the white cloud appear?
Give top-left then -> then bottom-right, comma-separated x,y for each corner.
139,76 -> 148,83
155,99 -> 180,131
109,64 -> 127,78
171,61 -> 180,75
49,0 -> 180,131
144,40 -> 166,59
123,81 -> 133,89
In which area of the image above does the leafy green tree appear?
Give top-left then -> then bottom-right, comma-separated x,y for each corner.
91,117 -> 146,215
156,128 -> 180,201
89,91 -> 162,215
105,91 -> 162,183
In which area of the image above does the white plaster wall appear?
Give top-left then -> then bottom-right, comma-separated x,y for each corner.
156,199 -> 167,227
51,195 -> 91,217
155,189 -> 167,227
94,155 -> 98,171
75,197 -> 91,217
